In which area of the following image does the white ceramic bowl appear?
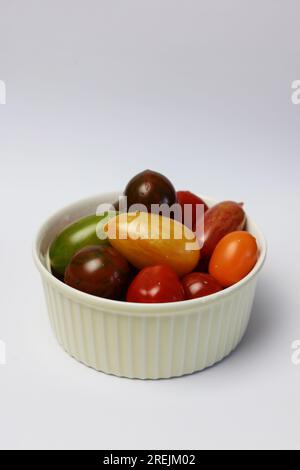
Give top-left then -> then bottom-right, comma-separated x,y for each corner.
34,192 -> 267,379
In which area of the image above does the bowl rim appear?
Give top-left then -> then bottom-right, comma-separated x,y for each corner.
33,192 -> 267,315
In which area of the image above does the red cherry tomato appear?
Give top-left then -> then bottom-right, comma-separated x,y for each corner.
176,191 -> 208,232
182,272 -> 223,299
209,231 -> 258,287
126,265 -> 185,303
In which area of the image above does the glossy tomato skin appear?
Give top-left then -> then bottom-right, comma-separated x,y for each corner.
201,201 -> 246,259
177,191 -> 208,231
106,212 -> 200,277
124,169 -> 176,213
182,272 -> 223,299
65,245 -> 130,299
126,265 -> 185,303
209,231 -> 258,287
49,213 -> 115,277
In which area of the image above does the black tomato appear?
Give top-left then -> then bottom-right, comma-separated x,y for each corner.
124,169 -> 177,214
64,245 -> 130,300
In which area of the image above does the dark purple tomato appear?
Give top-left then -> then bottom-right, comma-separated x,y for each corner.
182,272 -> 223,299
64,245 -> 130,299
124,169 -> 177,213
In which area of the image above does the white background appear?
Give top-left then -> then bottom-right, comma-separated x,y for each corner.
1,0 -> 300,450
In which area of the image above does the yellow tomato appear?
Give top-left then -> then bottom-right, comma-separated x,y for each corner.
105,212 -> 200,277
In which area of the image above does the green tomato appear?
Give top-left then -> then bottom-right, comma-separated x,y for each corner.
49,212 -> 117,277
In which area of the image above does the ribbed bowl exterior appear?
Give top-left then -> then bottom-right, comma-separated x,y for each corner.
41,276 -> 257,379
34,192 -> 266,379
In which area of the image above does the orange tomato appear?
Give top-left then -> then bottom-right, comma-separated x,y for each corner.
209,231 -> 258,287
105,212 -> 200,277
